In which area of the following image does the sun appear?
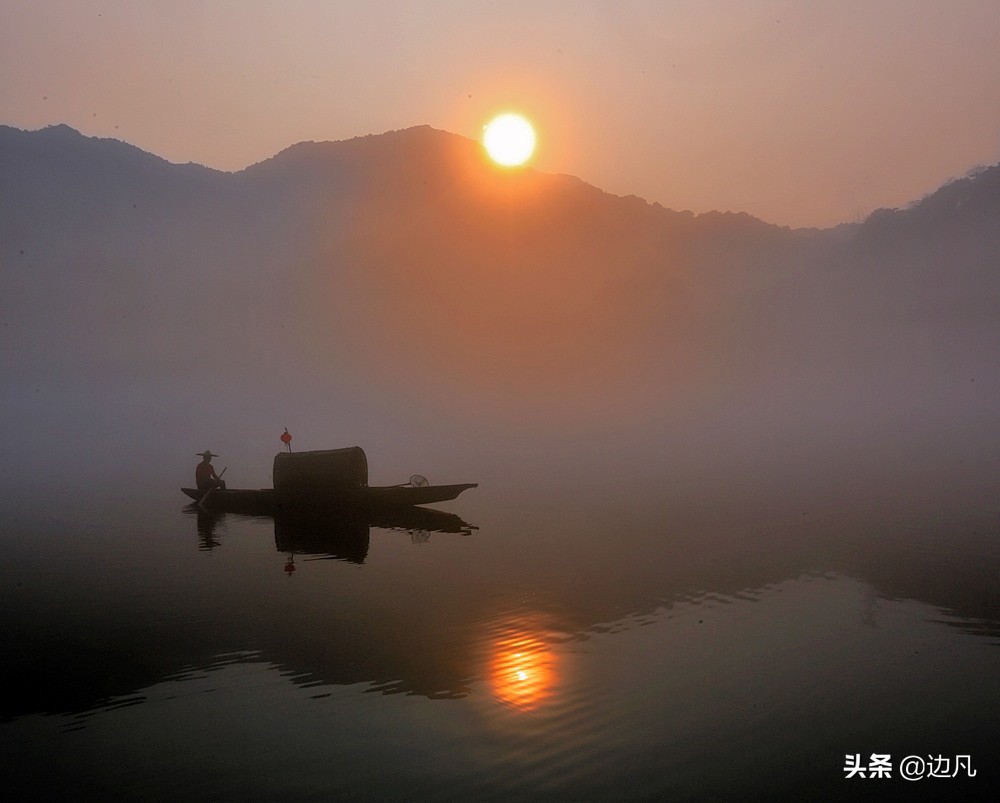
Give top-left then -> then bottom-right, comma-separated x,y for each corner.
483,113 -> 536,167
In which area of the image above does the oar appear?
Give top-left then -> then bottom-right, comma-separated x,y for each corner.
199,466 -> 227,509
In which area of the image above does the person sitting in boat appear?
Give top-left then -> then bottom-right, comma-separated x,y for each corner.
195,451 -> 226,491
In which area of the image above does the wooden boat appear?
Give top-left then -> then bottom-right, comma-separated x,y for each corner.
180,482 -> 478,513
181,487 -> 275,514
182,445 -> 477,513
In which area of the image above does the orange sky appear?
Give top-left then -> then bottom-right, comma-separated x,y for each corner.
2,0 -> 999,228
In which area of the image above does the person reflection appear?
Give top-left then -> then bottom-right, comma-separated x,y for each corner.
196,508 -> 222,550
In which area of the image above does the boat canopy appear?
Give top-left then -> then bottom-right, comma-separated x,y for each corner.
273,446 -> 369,492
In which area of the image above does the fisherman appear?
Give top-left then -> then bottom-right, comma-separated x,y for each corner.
195,451 -> 226,491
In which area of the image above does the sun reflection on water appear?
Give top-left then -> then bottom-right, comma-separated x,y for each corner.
489,631 -> 557,711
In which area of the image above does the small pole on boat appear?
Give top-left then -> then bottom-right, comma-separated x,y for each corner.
281,428 -> 292,453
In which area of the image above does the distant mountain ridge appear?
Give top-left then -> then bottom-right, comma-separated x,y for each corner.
1,122 -> 997,486
6,122 -> 997,226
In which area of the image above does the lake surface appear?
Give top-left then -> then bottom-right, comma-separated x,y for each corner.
2,475 -> 997,800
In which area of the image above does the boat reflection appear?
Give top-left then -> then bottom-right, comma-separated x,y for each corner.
489,631 -> 558,712
186,503 -> 477,565
275,510 -> 372,563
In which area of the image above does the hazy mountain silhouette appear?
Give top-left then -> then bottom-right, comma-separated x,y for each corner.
1,123 -> 997,492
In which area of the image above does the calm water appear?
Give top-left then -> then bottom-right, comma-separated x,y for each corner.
2,476 -> 997,801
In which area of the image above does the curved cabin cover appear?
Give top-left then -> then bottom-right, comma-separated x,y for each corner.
273,447 -> 369,494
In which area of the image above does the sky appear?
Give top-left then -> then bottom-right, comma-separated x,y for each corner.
2,0 -> 999,228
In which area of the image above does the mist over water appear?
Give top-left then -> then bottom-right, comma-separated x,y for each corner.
3,465 -> 996,799
2,125 -> 998,798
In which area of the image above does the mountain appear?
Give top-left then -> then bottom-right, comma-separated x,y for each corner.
1,124 -> 997,491
0,125 -> 792,391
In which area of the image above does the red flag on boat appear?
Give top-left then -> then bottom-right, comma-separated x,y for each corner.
281,428 -> 292,452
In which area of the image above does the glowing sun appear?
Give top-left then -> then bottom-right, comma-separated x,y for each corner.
483,113 -> 536,166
